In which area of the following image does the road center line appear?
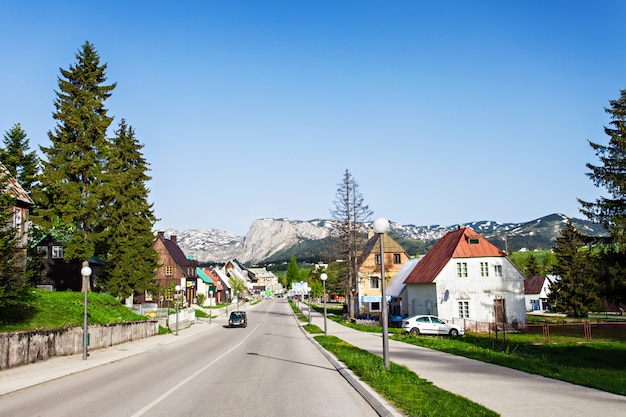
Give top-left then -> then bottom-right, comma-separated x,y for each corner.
130,311 -> 266,417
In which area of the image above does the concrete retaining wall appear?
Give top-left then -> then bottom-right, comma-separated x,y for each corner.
0,320 -> 159,370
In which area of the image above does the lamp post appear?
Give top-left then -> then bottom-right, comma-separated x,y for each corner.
209,290 -> 213,325
308,285 -> 312,324
320,273 -> 328,335
175,284 -> 181,336
81,262 -> 92,360
373,217 -> 390,370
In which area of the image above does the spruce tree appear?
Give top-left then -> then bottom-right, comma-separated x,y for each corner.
98,120 -> 159,299
579,88 -> 626,304
0,123 -> 39,191
0,169 -> 29,318
548,221 -> 600,317
33,41 -> 116,279
525,253 -> 541,277
330,169 -> 372,319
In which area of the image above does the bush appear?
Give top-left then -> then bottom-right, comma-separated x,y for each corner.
196,293 -> 206,306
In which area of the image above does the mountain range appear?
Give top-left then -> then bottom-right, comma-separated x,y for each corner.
163,213 -> 606,265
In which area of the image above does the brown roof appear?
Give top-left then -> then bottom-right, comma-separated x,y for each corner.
358,233 -> 407,265
1,164 -> 34,205
404,227 -> 505,284
524,275 -> 546,294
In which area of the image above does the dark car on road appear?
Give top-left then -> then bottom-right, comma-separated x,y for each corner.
229,311 -> 247,328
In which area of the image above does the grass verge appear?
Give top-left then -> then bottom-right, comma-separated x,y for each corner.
314,335 -> 498,417
392,333 -> 626,396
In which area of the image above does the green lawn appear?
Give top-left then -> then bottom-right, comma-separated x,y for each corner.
0,289 -> 147,332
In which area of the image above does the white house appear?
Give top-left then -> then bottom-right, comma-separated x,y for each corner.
524,275 -> 555,311
401,227 -> 526,329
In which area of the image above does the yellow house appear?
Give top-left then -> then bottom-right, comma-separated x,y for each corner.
356,233 -> 410,318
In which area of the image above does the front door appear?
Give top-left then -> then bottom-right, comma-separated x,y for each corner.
494,298 -> 506,324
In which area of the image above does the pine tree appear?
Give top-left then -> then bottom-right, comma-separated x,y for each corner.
579,88 -> 626,305
0,169 -> 29,318
32,41 -> 116,282
330,169 -> 372,319
97,120 -> 159,299
286,256 -> 300,289
548,221 -> 600,317
0,123 -> 39,191
525,253 -> 541,277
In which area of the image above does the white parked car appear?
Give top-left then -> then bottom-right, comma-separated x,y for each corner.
401,315 -> 464,336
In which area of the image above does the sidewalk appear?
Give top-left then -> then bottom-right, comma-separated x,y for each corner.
303,306 -> 626,417
0,317 -> 219,396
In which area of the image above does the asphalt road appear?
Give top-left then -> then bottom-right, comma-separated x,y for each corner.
0,299 -> 378,417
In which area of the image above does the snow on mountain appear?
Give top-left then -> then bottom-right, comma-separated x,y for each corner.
164,213 -> 605,264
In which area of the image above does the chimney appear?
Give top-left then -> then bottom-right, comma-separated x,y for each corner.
171,235 -> 177,243
157,231 -> 164,239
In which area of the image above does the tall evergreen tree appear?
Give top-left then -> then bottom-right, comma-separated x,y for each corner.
0,123 -> 39,191
0,169 -> 29,318
330,169 -> 372,319
579,88 -> 626,304
32,41 -> 116,286
98,120 -> 159,299
548,221 -> 600,317
285,256 -> 300,289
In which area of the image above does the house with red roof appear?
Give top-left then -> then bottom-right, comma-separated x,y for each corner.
402,227 -> 526,329
524,275 -> 554,311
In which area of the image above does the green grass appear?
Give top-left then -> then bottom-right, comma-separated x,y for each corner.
392,332 -> 626,396
317,307 -> 626,396
314,335 -> 498,417
194,308 -> 211,318
0,289 -> 147,332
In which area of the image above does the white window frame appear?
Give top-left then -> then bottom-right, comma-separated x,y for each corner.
369,275 -> 380,290
458,301 -> 469,318
369,302 -> 381,312
480,262 -> 489,277
493,264 -> 503,277
456,262 -> 468,277
51,246 -> 63,259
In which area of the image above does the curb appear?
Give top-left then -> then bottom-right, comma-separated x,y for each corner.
295,313 -> 404,417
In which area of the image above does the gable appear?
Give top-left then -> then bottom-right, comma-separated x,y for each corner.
404,227 -> 505,284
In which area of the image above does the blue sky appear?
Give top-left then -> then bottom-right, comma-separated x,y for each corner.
1,1 -> 625,235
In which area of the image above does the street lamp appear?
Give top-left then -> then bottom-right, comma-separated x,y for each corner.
209,290 -> 213,325
175,284 -> 181,336
81,262 -> 92,360
373,217 -> 390,370
320,273 -> 328,335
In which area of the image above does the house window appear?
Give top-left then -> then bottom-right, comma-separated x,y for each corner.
375,254 -> 381,265
370,302 -> 381,312
494,265 -> 502,277
480,262 -> 489,277
393,254 -> 401,264
456,262 -> 468,277
37,246 -> 49,258
458,301 -> 469,318
369,276 -> 380,290
13,208 -> 22,228
165,266 -> 173,275
51,246 -> 63,259
469,238 -> 479,244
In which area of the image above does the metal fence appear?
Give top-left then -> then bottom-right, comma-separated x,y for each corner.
450,318 -> 626,343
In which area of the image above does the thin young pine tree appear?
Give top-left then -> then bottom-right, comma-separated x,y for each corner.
330,169 -> 372,319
